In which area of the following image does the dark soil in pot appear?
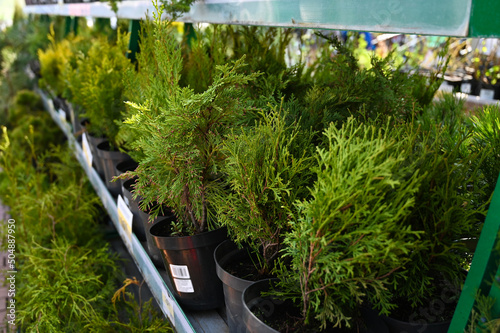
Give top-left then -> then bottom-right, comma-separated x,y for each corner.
150,221 -> 227,311
96,141 -> 129,197
243,279 -> 389,333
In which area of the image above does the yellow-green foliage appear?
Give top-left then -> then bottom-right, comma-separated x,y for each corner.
37,25 -> 73,96
277,118 -> 427,329
69,30 -> 133,147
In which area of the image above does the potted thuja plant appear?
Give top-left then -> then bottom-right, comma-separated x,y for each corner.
378,120 -> 490,333
243,117 -> 429,332
121,2 -> 259,310
212,104 -> 315,332
68,30 -> 134,195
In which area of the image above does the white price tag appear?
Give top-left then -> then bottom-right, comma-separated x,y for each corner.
81,133 -> 93,168
170,264 -> 194,293
58,108 -> 66,123
461,83 -> 472,94
117,195 -> 133,242
173,278 -> 195,293
162,289 -> 175,321
170,265 -> 191,279
480,89 -> 495,100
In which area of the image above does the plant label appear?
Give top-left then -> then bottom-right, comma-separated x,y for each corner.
162,289 -> 175,321
480,89 -> 495,100
170,264 -> 191,279
461,83 -> 472,94
81,133 -> 93,168
117,195 -> 133,242
57,109 -> 66,124
170,265 -> 194,293
173,278 -> 195,293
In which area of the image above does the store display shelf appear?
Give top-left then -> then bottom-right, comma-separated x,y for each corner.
36,87 -> 228,333
23,0 -> 474,37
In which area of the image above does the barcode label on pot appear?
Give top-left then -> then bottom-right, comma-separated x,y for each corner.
170,264 -> 191,279
173,278 -> 195,293
82,133 -> 93,168
117,195 -> 133,242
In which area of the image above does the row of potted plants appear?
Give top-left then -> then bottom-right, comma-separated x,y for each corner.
33,2 -> 500,332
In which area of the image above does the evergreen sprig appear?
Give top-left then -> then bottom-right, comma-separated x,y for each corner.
68,30 -> 133,148
122,2 -> 259,234
215,103 -> 315,275
277,117 -> 426,329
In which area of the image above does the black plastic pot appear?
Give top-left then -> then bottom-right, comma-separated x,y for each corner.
150,222 -> 227,310
137,204 -> 170,267
115,159 -> 138,189
243,279 -> 389,333
215,240 -> 254,333
242,279 -> 281,333
96,141 -> 129,197
382,315 -> 450,333
494,85 -> 500,100
121,177 -> 147,242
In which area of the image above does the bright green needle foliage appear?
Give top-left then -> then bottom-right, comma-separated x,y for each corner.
0,127 -> 102,247
215,103 -> 315,275
38,25 -> 74,98
68,30 -> 134,148
6,90 -> 65,155
180,25 -> 227,94
277,117 -> 426,329
123,2 -> 259,234
417,93 -> 470,155
16,239 -> 119,332
469,104 -> 500,201
393,119 -> 489,310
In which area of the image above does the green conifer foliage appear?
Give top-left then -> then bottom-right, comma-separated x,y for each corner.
123,3 -> 259,234
37,25 -> 73,97
215,103 -> 315,275
469,104 -> 500,201
392,122 -> 489,310
277,117 -> 426,329
69,30 -> 133,148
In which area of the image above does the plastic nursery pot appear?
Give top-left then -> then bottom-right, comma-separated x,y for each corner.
96,141 -> 129,197
137,204 -> 173,267
150,221 -> 227,311
242,280 -> 389,333
242,279 -> 280,333
121,177 -> 146,242
214,240 -> 254,333
115,159 -> 138,189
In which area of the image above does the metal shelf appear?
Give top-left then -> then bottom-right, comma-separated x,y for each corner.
36,87 -> 228,333
23,0 -> 498,37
